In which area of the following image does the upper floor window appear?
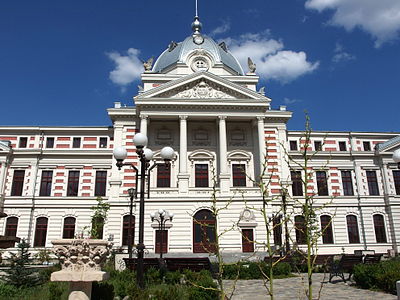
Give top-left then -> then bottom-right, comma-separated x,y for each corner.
46,137 -> 54,148
34,217 -> 48,247
373,214 -> 387,243
11,170 -> 25,196
67,171 -> 80,196
95,171 -> 107,196
346,215 -> 360,243
72,137 -> 81,148
19,137 -> 27,148
5,217 -> 18,237
289,141 -> 298,151
39,170 -> 53,196
339,141 -> 347,151
291,171 -> 303,196
316,171 -> 328,196
363,141 -> 371,151
366,170 -> 379,195
314,141 -> 322,151
232,164 -> 246,187
341,170 -> 354,196
320,215 -> 334,244
62,217 -> 76,239
393,170 -> 400,195
195,164 -> 208,187
157,164 -> 170,188
99,137 -> 108,148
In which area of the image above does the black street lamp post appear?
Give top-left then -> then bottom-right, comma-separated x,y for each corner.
113,133 -> 175,289
127,188 -> 136,259
150,209 -> 174,259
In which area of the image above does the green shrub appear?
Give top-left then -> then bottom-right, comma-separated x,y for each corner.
354,259 -> 400,294
0,282 -> 20,297
164,270 -> 182,285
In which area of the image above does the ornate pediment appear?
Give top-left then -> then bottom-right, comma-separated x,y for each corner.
155,79 -> 243,99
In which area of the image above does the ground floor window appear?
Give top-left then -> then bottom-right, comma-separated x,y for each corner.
62,217 -> 76,239
193,209 -> 216,253
34,217 -> 48,247
122,215 -> 135,246
241,229 -> 254,252
155,230 -> 168,254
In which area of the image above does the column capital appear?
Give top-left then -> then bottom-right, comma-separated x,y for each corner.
140,114 -> 148,120
179,115 -> 188,120
218,116 -> 227,121
257,116 -> 265,122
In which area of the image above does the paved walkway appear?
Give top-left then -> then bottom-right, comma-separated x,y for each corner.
223,273 -> 397,300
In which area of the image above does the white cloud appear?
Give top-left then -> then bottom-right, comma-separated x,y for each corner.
305,0 -> 400,47
209,20 -> 231,37
107,48 -> 143,88
332,42 -> 356,63
224,32 -> 319,83
283,97 -> 301,105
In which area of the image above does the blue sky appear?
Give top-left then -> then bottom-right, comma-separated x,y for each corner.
0,0 -> 399,132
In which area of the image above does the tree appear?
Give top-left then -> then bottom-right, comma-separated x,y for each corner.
3,239 -> 40,287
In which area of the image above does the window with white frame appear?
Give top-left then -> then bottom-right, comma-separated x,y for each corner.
227,150 -> 252,188
188,150 -> 215,188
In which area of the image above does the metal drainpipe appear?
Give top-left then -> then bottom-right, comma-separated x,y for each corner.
350,133 -> 368,250
26,131 -> 44,244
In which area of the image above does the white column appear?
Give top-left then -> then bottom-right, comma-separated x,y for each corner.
178,116 -> 189,193
179,116 -> 188,173
109,124 -> 124,199
219,116 -> 228,174
0,161 -> 7,198
219,116 -> 230,193
140,114 -> 148,136
257,117 -> 266,172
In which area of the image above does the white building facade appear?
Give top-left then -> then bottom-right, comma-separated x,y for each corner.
0,18 -> 399,257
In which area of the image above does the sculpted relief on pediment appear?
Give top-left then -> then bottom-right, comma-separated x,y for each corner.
156,79 -> 243,99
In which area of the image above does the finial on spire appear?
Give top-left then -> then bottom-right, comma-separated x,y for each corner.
192,0 -> 202,36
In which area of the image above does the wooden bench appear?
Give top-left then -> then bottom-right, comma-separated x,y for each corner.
363,254 -> 383,264
329,254 -> 363,283
123,258 -> 160,271
165,257 -> 211,272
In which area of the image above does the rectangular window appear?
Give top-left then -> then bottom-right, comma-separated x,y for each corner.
339,141 -> 347,151
316,171 -> 328,196
39,171 -> 53,196
393,170 -> 400,195
99,137 -> 108,148
19,137 -> 27,148
273,216 -> 282,247
291,171 -> 303,196
366,170 -> 379,195
11,170 -> 25,196
95,171 -> 107,196
346,215 -> 360,244
289,141 -> 298,151
363,141 -> 371,151
320,215 -> 334,244
242,229 -> 254,253
155,230 -> 168,254
72,137 -> 81,148
232,164 -> 246,187
373,214 -> 387,243
341,170 -> 354,196
195,164 -> 208,187
157,164 -> 171,187
314,141 -> 322,151
46,137 -> 54,148
34,217 -> 48,247
67,171 -> 80,196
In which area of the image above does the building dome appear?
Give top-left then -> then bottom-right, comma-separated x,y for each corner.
152,32 -> 244,75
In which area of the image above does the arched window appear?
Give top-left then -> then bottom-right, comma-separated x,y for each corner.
122,215 -> 135,246
193,209 -> 216,253
320,215 -> 334,244
373,214 -> 387,243
5,217 -> 18,237
295,215 -> 306,245
62,217 -> 76,239
346,215 -> 360,243
34,217 -> 48,247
